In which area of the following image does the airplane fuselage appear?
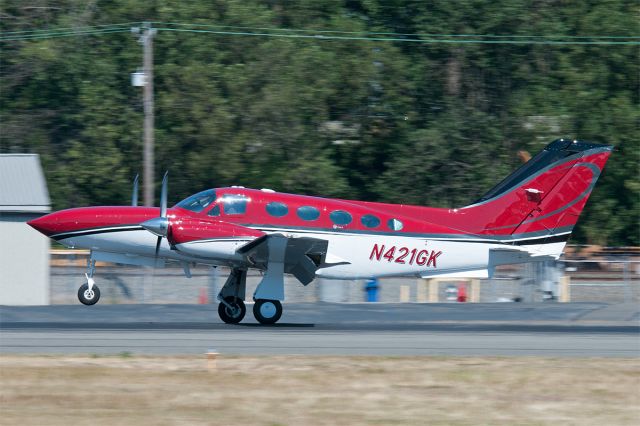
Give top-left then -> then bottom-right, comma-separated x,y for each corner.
27,139 -> 613,323
34,185 -> 570,280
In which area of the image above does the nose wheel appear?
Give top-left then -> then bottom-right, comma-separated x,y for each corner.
78,257 -> 100,305
78,282 -> 101,305
253,299 -> 283,325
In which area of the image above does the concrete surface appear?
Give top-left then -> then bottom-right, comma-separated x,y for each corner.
1,303 -> 638,357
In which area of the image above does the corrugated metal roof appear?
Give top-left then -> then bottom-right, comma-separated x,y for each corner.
0,154 -> 51,212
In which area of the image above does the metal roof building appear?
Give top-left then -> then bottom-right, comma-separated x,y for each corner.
0,154 -> 51,213
0,154 -> 51,305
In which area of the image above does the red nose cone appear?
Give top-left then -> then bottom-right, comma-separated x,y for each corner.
27,206 -> 162,237
27,213 -> 59,236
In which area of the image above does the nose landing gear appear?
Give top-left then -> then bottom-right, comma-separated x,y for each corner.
78,279 -> 101,305
78,258 -> 101,305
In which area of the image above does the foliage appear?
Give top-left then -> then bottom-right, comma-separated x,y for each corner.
1,0 -> 638,245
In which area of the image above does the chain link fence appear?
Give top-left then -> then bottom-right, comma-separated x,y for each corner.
50,250 -> 639,304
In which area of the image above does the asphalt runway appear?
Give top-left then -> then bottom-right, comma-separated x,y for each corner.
1,303 -> 639,357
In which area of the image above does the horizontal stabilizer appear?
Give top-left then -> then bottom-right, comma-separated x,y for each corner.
421,269 -> 488,279
488,248 -> 555,277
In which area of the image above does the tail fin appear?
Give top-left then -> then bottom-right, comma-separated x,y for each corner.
462,139 -> 612,252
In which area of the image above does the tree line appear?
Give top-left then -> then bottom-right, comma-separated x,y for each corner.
1,1 -> 638,245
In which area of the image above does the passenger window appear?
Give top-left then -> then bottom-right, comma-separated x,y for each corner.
207,204 -> 220,217
361,214 -> 380,228
388,218 -> 404,231
266,202 -> 288,217
297,206 -> 320,221
221,194 -> 249,215
330,210 -> 352,226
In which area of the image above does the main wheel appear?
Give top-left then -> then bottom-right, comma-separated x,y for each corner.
78,283 -> 100,305
253,299 -> 283,325
218,296 -> 246,324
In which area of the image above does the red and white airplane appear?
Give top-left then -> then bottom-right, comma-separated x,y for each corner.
29,139 -> 612,324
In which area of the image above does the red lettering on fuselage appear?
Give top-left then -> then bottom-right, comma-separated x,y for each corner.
427,250 -> 442,267
416,249 -> 429,266
369,244 -> 442,268
369,244 -> 385,261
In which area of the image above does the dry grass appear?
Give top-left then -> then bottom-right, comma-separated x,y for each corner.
1,355 -> 639,426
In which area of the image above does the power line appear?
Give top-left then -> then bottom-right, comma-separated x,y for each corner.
0,22 -> 135,35
1,22 -> 638,44
154,27 -> 640,45
0,27 -> 131,41
157,21 -> 640,40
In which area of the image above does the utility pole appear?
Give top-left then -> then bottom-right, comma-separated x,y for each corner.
132,23 -> 157,207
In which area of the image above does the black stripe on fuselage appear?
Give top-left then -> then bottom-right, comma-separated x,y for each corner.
50,223 -> 569,246
246,224 -> 571,245
51,225 -> 145,241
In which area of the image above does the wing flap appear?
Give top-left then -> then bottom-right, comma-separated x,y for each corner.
237,234 -> 329,285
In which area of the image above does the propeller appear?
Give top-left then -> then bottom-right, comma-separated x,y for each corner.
140,171 -> 170,257
131,174 -> 140,206
131,174 -> 139,206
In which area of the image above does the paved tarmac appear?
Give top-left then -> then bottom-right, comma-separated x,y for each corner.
1,303 -> 638,357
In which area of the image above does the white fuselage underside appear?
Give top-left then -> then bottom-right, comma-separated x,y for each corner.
56,227 -> 565,280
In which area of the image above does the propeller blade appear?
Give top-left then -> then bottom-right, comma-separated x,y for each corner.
160,171 -> 168,218
131,174 -> 139,206
155,235 -> 162,256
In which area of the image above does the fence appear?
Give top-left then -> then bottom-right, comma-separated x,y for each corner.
50,250 -> 640,304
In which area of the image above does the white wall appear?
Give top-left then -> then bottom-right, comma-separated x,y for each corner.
0,217 -> 50,305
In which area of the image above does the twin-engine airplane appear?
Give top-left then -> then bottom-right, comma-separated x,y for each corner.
29,139 -> 612,324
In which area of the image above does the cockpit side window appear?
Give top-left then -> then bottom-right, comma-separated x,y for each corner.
207,204 -> 221,217
221,194 -> 249,215
175,189 -> 216,213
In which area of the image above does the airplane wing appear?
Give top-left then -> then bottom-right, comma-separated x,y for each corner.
169,219 -> 333,285
237,233 -> 329,285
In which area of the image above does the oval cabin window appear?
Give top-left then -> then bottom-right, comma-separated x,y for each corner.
330,210 -> 352,226
360,214 -> 381,228
387,218 -> 404,231
297,206 -> 320,221
266,202 -> 288,217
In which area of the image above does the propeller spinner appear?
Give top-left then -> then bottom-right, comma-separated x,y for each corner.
140,171 -> 170,255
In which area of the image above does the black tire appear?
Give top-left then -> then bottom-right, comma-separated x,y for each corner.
78,283 -> 100,305
218,296 -> 246,324
253,299 -> 283,325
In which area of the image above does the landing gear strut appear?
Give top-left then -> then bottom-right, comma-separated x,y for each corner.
78,256 -> 100,305
217,268 -> 248,324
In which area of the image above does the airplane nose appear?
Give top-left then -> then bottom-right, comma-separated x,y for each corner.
27,206 -> 164,238
27,212 -> 60,236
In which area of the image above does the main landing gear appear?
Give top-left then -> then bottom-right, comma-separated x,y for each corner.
253,299 -> 283,325
217,296 -> 246,324
78,258 -> 101,305
217,266 -> 285,325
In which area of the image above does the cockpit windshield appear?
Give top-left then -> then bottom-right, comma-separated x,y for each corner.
175,189 -> 216,213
